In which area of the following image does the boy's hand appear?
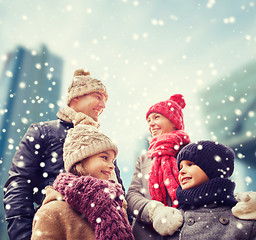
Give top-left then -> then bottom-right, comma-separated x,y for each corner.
232,191 -> 256,219
147,200 -> 183,236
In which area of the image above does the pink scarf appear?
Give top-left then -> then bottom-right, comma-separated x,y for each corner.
53,173 -> 134,240
147,130 -> 190,207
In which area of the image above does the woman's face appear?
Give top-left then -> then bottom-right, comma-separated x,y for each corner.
147,113 -> 176,137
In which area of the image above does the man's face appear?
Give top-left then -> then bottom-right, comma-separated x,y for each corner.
73,92 -> 107,121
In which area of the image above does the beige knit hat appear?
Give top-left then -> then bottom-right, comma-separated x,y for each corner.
66,69 -> 108,105
63,124 -> 118,172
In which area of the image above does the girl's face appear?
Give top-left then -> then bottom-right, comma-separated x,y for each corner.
80,150 -> 116,180
178,160 -> 209,190
147,113 -> 176,137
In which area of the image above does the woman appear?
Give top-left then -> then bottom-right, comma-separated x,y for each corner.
126,94 -> 190,239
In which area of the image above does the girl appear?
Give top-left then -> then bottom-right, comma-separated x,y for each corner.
32,122 -> 134,240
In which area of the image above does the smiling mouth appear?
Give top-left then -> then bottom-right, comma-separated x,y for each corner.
181,177 -> 191,185
94,109 -> 101,115
151,128 -> 160,134
102,171 -> 111,178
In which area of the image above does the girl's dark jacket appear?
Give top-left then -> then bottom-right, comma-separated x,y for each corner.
3,119 -> 124,240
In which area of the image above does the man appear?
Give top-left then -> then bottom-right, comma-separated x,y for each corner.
3,69 -> 124,240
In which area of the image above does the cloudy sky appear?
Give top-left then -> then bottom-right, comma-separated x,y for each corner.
0,0 -> 256,189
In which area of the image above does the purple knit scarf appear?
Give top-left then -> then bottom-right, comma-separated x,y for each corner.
53,173 -> 134,240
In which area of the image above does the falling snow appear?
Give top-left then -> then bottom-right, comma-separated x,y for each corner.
0,0 -> 256,238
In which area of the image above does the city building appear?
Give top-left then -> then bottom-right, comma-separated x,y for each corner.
0,45 -> 63,239
199,60 -> 256,192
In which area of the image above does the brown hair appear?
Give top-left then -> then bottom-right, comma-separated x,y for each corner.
70,164 -> 81,176
69,161 -> 90,177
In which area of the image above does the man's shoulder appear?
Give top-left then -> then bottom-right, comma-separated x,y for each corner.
31,119 -> 73,130
39,119 -> 65,127
29,119 -> 58,128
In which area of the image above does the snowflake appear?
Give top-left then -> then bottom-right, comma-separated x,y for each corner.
5,204 -> 11,210
133,209 -> 139,215
236,222 -> 243,230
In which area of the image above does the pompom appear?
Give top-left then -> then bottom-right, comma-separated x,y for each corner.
169,94 -> 186,109
73,69 -> 90,77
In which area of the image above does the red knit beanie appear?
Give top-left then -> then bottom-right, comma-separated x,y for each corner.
146,94 -> 186,130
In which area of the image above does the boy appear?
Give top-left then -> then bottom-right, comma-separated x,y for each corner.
164,140 -> 256,239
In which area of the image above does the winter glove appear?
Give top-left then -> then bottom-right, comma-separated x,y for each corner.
232,191 -> 256,219
146,200 -> 183,236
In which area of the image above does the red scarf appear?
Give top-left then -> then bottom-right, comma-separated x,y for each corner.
147,130 -> 190,207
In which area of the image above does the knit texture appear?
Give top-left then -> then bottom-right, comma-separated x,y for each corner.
57,105 -> 100,128
147,130 -> 190,207
66,70 -> 108,105
177,140 -> 235,179
63,125 -> 118,172
176,177 -> 237,210
146,94 -> 186,130
232,191 -> 256,220
53,173 -> 134,240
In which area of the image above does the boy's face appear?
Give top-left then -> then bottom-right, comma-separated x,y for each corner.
80,150 -> 116,180
178,160 -> 209,190
147,113 -> 176,137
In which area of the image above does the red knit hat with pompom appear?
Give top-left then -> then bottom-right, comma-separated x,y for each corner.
146,94 -> 186,130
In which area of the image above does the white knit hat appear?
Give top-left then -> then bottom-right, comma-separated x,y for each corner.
63,124 -> 118,172
66,69 -> 108,105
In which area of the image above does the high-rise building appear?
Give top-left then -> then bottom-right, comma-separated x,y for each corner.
199,60 -> 256,192
0,45 -> 63,239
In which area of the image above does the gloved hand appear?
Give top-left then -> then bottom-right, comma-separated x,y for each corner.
146,200 -> 183,236
232,191 -> 256,219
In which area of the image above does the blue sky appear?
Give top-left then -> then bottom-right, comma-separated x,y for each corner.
0,0 -> 256,189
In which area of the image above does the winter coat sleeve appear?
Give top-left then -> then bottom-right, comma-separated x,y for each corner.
126,155 -> 151,223
251,221 -> 256,239
32,204 -> 64,240
3,123 -> 45,240
114,160 -> 126,192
